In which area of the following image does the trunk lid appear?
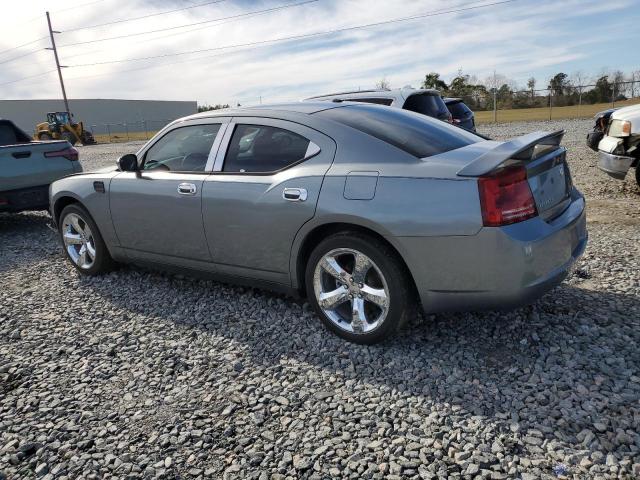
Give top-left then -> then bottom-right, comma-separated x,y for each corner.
525,148 -> 572,220
456,130 -> 572,221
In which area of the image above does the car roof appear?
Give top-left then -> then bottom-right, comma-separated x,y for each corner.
305,87 -> 440,102
444,97 -> 464,104
180,102 -> 345,121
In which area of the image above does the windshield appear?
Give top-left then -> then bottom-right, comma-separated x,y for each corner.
318,104 -> 482,158
55,112 -> 70,124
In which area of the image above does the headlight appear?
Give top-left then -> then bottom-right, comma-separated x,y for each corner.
608,119 -> 632,137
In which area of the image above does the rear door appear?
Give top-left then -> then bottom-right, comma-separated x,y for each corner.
202,117 -> 336,284
110,119 -> 228,262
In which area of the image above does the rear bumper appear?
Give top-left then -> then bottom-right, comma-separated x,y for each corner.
398,190 -> 587,313
0,185 -> 50,213
597,150 -> 634,180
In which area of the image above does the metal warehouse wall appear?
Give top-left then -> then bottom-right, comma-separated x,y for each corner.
0,99 -> 197,135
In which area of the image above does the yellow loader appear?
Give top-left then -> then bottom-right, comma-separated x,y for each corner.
34,112 -> 96,145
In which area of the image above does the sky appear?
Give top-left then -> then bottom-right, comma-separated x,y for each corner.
1,0 -> 639,106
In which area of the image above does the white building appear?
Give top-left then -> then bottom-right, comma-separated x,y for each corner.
0,98 -> 197,136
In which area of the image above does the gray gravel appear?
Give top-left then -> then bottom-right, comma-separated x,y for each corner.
1,119 -> 639,479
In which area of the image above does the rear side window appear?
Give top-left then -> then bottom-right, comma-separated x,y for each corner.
447,101 -> 472,118
318,104 -> 481,158
403,94 -> 450,120
344,98 -> 393,106
223,124 -> 310,173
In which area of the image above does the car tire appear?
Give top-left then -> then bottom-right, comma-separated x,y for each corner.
59,204 -> 114,275
635,165 -> 640,188
305,232 -> 412,344
61,132 -> 77,146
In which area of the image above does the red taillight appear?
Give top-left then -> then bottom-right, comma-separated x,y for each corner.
478,165 -> 537,227
45,147 -> 79,161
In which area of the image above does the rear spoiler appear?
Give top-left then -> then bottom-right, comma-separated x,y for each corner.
457,130 -> 564,177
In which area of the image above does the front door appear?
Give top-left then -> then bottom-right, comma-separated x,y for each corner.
202,118 -> 336,284
110,120 -> 227,263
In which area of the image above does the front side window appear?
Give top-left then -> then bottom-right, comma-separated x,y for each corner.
223,124 -> 310,173
144,124 -> 220,172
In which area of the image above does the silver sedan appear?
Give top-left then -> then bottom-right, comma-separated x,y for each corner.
50,103 -> 587,344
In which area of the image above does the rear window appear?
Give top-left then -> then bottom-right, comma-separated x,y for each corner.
0,121 -> 30,146
0,125 -> 18,146
403,93 -> 449,119
318,104 -> 481,158
447,101 -> 472,118
343,98 -> 393,106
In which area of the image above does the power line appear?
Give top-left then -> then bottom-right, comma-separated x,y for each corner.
0,36 -> 48,57
0,70 -> 57,87
62,0 -> 231,32
67,0 -> 520,68
0,47 -> 47,66
53,0 -> 108,14
0,0 -> 107,33
57,0 -> 319,48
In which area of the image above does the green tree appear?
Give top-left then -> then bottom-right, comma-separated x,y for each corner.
447,75 -> 473,98
422,72 -> 448,91
548,72 -> 568,96
591,75 -> 613,103
197,103 -> 230,112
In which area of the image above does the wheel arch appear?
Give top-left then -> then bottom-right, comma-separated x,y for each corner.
292,220 -> 418,299
52,194 -> 82,225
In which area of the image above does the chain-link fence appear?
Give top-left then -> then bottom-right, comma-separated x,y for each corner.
86,119 -> 173,143
455,80 -> 640,124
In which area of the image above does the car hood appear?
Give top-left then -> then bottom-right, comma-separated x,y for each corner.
610,104 -> 640,132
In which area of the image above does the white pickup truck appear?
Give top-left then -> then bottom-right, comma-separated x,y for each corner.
597,103 -> 640,187
0,119 -> 82,213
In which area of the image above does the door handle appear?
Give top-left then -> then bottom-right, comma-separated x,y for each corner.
12,151 -> 31,159
177,183 -> 197,195
283,187 -> 307,202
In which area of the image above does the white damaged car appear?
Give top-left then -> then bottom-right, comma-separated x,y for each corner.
597,103 -> 640,186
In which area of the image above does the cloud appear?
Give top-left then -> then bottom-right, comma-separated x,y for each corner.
0,0 -> 638,104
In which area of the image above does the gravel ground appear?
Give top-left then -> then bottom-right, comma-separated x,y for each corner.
1,119 -> 639,479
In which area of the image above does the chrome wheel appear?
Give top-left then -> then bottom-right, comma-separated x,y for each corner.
61,213 -> 96,270
313,248 -> 390,334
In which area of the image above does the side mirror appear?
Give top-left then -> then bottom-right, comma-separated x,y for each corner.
117,153 -> 139,172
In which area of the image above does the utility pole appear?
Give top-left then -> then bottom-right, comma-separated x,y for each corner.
46,11 -> 71,117
492,70 -> 497,123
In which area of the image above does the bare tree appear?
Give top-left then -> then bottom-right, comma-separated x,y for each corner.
527,77 -> 536,99
571,70 -> 587,109
612,70 -> 625,99
376,76 -> 391,90
629,70 -> 640,98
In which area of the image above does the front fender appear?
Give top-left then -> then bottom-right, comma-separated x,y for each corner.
50,172 -> 120,251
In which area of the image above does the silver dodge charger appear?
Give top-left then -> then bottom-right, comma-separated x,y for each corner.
50,103 -> 587,344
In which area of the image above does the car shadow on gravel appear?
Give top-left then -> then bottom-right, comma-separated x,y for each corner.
3,211 -> 638,450
81,261 -> 640,448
